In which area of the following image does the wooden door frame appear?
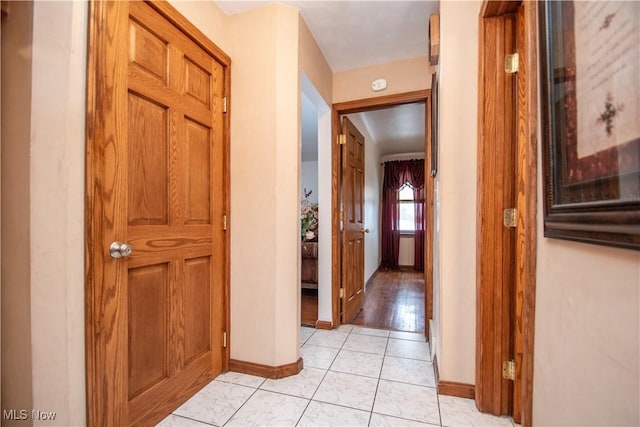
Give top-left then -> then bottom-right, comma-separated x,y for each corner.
85,1 -> 231,425
331,90 -> 433,333
476,1 -> 537,426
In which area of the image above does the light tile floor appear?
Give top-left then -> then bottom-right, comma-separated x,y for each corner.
158,326 -> 515,427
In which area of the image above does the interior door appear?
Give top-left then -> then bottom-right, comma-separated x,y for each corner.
86,2 -> 228,426
341,117 -> 366,323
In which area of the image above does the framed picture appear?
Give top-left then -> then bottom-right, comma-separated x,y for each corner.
539,0 -> 640,250
430,72 -> 438,177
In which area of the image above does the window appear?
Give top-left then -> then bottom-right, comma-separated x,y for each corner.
398,183 -> 415,232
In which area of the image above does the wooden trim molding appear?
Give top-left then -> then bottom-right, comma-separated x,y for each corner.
520,3 -> 539,426
433,355 -> 475,399
365,265 -> 382,289
439,381 -> 476,400
230,358 -> 303,379
315,320 -> 333,330
476,9 -> 517,417
429,14 -> 440,65
334,90 -> 429,114
476,1 -> 538,426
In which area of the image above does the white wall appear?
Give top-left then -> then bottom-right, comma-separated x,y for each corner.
301,73 -> 332,324
398,236 -> 415,267
364,130 -> 382,282
316,108 -> 332,323
434,0 -> 481,384
30,4 -> 87,423
301,161 -> 319,203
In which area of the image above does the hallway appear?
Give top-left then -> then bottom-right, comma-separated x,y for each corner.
158,326 -> 513,426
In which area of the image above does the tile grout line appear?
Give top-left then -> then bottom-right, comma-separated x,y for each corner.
294,325 -> 345,426
165,413 -> 218,426
220,384 -> 262,427
165,327 -> 434,427
367,333 -> 390,426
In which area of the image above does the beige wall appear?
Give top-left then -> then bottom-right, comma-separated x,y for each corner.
333,56 -> 432,104
1,1 -> 88,425
224,4 -> 301,366
528,6 -> 639,425
533,229 -> 640,425
169,0 -> 230,53
272,4 -> 303,364
298,16 -> 332,106
434,0 -> 481,385
1,2 -> 34,425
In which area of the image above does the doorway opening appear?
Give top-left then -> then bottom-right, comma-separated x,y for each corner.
331,90 -> 433,336
299,73 -> 332,329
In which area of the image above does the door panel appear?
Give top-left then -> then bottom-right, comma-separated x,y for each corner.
184,256 -> 212,364
86,1 -> 229,426
127,264 -> 169,399
185,119 -> 212,224
128,93 -> 169,225
341,117 -> 365,323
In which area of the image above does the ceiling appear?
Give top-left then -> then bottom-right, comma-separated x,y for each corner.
216,0 -> 437,161
347,103 -> 425,157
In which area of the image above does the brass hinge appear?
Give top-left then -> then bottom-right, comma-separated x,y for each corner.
505,53 -> 519,74
223,331 -> 227,348
338,134 -> 346,145
339,288 -> 345,299
223,214 -> 227,231
339,211 -> 344,222
503,208 -> 517,228
223,96 -> 228,113
502,360 -> 515,381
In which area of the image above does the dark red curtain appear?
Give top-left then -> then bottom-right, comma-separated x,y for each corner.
381,162 -> 403,269
380,159 -> 425,271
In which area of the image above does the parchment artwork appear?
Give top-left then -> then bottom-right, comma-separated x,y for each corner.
540,0 -> 640,249
573,1 -> 640,172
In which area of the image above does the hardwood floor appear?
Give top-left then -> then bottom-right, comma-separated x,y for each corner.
351,269 -> 425,333
301,289 -> 318,327
300,269 -> 425,332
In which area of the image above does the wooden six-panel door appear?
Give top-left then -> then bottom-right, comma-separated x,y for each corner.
86,2 -> 230,426
341,117 -> 366,322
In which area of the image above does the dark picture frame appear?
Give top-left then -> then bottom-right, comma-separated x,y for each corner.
430,72 -> 438,177
539,0 -> 640,250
